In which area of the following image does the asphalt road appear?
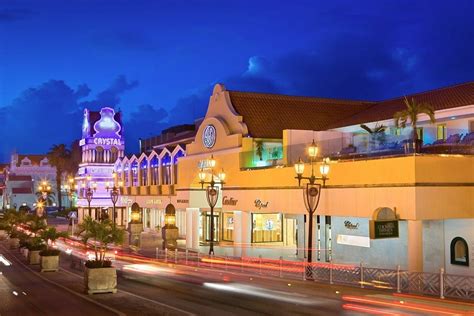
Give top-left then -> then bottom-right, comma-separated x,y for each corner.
0,246 -> 117,316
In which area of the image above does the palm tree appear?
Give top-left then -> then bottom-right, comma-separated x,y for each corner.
360,123 -> 386,150
47,144 -> 71,210
394,97 -> 435,152
35,191 -> 56,207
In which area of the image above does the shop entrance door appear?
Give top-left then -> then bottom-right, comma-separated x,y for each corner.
285,218 -> 297,247
204,213 -> 219,242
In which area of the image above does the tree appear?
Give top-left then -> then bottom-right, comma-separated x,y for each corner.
79,216 -> 124,267
360,123 -> 386,150
35,190 -> 56,207
47,144 -> 71,209
394,97 -> 435,151
26,214 -> 47,236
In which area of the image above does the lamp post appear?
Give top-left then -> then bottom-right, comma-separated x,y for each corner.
197,155 -> 226,255
37,180 -> 52,217
83,175 -> 97,219
63,177 -> 78,234
106,171 -> 123,225
294,140 -> 330,269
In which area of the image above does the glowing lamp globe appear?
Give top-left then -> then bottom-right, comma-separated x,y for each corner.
308,139 -> 318,158
294,158 -> 305,176
320,158 -> 330,177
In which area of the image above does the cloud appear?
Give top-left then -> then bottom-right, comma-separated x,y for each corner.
0,9 -> 33,23
0,76 -> 148,161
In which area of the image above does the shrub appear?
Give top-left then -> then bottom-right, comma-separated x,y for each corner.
85,259 -> 112,269
39,249 -> 61,256
27,237 -> 46,251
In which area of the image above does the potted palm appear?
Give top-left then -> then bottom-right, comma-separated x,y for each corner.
26,214 -> 47,265
2,209 -> 27,249
79,216 -> 124,294
40,227 -> 67,272
394,97 -> 435,153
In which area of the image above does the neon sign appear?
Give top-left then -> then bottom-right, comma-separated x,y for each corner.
94,138 -> 122,146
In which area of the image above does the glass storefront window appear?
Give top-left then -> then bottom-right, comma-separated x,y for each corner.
222,212 -> 234,241
251,213 -> 283,243
199,211 -> 219,243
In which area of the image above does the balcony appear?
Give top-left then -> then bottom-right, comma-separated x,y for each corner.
239,128 -> 474,170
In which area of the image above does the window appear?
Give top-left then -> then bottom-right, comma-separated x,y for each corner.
391,127 -> 402,136
131,161 -> 138,187
251,213 -> 283,243
450,237 -> 469,266
161,153 -> 171,185
469,120 -> 474,133
437,124 -> 447,140
124,163 -> 130,186
222,212 -> 234,241
140,159 -> 148,186
96,147 -> 104,163
416,127 -> 424,142
150,157 -> 159,185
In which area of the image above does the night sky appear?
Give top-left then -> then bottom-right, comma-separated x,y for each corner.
0,0 -> 473,161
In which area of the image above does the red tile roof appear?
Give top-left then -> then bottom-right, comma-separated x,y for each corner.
229,91 -> 373,139
12,187 -> 32,194
228,81 -> 474,138
328,81 -> 474,128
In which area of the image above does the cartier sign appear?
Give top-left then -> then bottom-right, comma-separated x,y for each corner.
222,196 -> 238,206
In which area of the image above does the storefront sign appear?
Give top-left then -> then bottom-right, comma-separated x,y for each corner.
254,199 -> 269,209
145,199 -> 162,205
94,138 -> 122,146
177,199 -> 189,204
223,196 -> 238,206
344,220 -> 359,230
370,220 -> 399,239
336,234 -> 370,248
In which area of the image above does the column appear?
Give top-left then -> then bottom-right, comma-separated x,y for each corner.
233,211 -> 250,257
408,220 -> 423,272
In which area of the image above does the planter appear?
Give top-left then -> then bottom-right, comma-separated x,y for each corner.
28,250 -> 41,265
9,238 -> 20,249
41,255 -> 59,272
84,267 -> 117,294
21,247 -> 29,258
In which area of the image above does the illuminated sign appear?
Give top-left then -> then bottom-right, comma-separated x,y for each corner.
344,220 -> 359,230
93,107 -> 122,138
202,125 -> 216,148
94,138 -> 122,146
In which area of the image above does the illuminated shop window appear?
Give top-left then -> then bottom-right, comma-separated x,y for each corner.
450,237 -> 469,266
124,163 -> 130,186
251,213 -> 283,243
222,212 -> 234,242
437,124 -> 447,140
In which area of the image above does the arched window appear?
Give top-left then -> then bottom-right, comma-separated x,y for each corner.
96,146 -> 104,163
110,147 -> 118,162
162,153 -> 171,185
450,237 -> 469,266
150,156 -> 159,185
140,159 -> 148,186
131,161 -> 139,187
173,150 -> 184,185
124,163 -> 130,186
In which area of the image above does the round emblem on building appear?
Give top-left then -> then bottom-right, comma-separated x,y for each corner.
308,186 -> 319,197
202,125 -> 216,148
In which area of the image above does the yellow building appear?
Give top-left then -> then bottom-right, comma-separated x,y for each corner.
116,82 -> 474,275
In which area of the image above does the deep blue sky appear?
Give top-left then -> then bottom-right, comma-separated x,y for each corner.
0,0 -> 473,161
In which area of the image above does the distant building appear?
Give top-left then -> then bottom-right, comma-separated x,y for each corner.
2,153 -> 57,210
139,122 -> 200,153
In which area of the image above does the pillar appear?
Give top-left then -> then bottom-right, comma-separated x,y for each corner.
234,211 -> 250,257
408,220 -> 423,272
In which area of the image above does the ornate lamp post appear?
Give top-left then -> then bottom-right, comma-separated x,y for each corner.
198,155 -> 226,255
37,181 -> 52,217
82,175 -> 97,218
294,140 -> 330,268
106,171 -> 123,225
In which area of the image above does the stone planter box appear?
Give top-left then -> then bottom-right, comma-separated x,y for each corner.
9,238 -> 19,249
0,230 -> 7,241
41,255 -> 59,272
84,267 -> 117,294
21,247 -> 29,258
28,250 -> 41,265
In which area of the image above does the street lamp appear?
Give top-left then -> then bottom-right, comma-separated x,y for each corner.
294,140 -> 330,271
83,175 -> 97,218
106,171 -> 123,225
62,177 -> 77,208
37,180 -> 52,217
198,155 -> 226,255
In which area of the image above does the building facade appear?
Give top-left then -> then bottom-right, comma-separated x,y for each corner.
116,82 -> 473,275
76,107 -> 125,223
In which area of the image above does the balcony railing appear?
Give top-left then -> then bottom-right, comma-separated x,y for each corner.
240,128 -> 474,169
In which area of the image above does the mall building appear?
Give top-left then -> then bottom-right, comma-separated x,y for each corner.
115,82 -> 473,275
